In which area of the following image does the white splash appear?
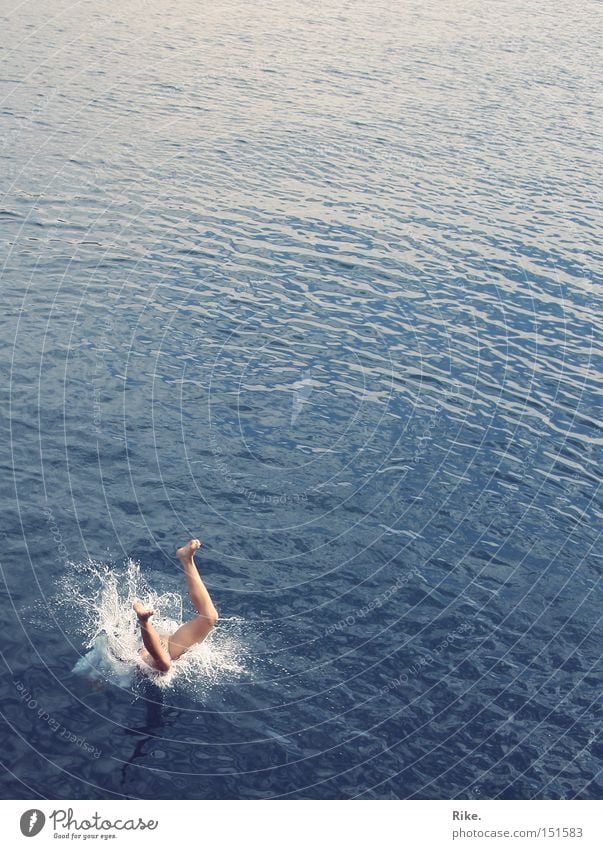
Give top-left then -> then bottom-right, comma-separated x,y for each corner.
57,558 -> 249,696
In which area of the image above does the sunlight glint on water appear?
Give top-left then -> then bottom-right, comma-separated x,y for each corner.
60,559 -> 248,694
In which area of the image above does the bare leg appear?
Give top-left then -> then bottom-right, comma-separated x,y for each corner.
133,602 -> 172,673
168,539 -> 219,661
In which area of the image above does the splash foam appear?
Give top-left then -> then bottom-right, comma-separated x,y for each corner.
57,558 -> 248,696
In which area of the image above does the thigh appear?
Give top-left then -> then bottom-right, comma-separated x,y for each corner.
168,616 -> 214,661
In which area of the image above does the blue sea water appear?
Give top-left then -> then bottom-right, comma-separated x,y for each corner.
0,0 -> 601,799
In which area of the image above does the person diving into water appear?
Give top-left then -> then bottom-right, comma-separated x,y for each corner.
133,539 -> 218,673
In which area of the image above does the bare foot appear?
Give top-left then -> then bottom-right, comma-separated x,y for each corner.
176,538 -> 202,562
133,600 -> 154,622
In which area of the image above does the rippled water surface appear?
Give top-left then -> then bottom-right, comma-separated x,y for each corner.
1,0 -> 601,799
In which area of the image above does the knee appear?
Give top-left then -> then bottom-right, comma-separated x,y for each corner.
202,608 -> 218,628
